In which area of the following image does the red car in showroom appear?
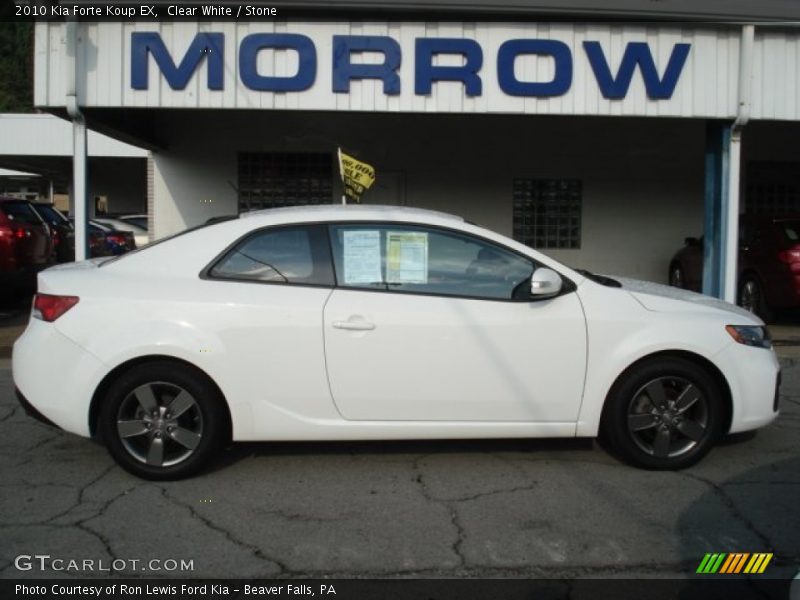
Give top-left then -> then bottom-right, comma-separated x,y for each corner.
669,215 -> 800,320
0,197 -> 54,297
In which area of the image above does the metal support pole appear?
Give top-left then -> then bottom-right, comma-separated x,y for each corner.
721,25 -> 755,304
72,118 -> 88,261
66,19 -> 88,261
703,122 -> 729,298
722,134 -> 742,303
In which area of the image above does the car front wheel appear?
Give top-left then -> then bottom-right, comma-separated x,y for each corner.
601,357 -> 725,470
98,362 -> 227,480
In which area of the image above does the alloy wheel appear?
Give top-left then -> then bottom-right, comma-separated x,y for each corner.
116,382 -> 204,467
627,376 -> 709,458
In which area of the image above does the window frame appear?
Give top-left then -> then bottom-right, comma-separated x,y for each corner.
327,221 -> 576,303
200,223 -> 336,289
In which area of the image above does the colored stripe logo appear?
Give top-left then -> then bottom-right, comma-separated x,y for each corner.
696,553 -> 773,574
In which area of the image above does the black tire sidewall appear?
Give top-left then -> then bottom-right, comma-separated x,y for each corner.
98,362 -> 225,480
602,357 -> 724,470
739,276 -> 772,322
669,264 -> 683,288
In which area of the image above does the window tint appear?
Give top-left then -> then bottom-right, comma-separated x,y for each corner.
210,225 -> 334,286
2,202 -> 40,225
330,224 -> 534,300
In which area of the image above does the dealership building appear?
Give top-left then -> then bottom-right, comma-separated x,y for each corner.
32,1 -> 800,297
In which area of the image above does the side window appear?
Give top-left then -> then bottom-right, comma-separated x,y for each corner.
329,224 -> 535,300
209,225 -> 334,286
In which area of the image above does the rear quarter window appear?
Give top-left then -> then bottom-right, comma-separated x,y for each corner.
207,224 -> 334,286
2,202 -> 40,225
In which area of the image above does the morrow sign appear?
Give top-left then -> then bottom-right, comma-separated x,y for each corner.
131,32 -> 691,100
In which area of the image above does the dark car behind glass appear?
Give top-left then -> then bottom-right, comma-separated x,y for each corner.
669,215 -> 800,320
69,219 -> 136,256
30,203 -> 75,263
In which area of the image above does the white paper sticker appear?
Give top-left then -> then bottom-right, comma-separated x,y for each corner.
343,230 -> 382,285
386,231 -> 428,284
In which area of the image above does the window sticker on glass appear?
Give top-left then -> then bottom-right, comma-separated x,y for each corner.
343,230 -> 382,285
387,231 -> 428,284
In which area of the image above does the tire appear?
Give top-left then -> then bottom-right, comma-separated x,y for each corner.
668,263 -> 685,289
600,357 -> 725,470
738,275 -> 772,322
98,362 -> 227,480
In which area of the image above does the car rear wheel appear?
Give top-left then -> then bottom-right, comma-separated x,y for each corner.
98,362 -> 226,480
601,357 -> 724,470
739,276 -> 772,322
668,263 -> 685,288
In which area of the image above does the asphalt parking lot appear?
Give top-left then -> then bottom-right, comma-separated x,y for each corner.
0,304 -> 798,581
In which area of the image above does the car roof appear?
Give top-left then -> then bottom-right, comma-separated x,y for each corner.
239,204 -> 464,225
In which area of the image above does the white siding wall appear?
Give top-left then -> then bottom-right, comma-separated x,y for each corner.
152,112 -> 704,283
33,21 -> 800,121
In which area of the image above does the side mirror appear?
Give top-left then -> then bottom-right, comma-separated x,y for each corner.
530,267 -> 563,298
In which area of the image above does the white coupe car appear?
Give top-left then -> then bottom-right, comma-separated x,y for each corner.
13,205 -> 780,479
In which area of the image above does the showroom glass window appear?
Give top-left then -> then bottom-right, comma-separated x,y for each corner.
209,225 -> 334,285
329,224 -> 534,300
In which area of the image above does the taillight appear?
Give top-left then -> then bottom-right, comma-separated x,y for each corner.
778,245 -> 800,264
14,227 -> 25,239
32,294 -> 79,322
106,232 -> 128,245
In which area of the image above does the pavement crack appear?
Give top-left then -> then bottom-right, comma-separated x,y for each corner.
0,405 -> 19,421
23,431 -> 61,453
451,483 -> 539,503
682,472 -> 774,549
255,508 -> 348,523
155,485 -> 289,575
41,463 -> 118,525
412,455 -> 467,568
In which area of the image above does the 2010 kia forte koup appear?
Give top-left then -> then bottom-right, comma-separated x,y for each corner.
13,206 -> 780,479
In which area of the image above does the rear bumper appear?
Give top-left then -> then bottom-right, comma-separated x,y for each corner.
15,387 -> 60,429
12,319 -> 105,437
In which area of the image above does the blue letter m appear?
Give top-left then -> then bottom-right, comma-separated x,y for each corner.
131,32 -> 224,90
583,41 -> 690,100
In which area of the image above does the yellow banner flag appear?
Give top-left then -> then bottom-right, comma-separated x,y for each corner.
338,148 -> 376,203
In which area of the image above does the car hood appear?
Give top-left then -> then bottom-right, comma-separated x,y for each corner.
614,276 -> 762,324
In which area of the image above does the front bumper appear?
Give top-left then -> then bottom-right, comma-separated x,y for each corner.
714,341 -> 781,433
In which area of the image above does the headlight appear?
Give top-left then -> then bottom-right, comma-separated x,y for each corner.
725,325 -> 772,349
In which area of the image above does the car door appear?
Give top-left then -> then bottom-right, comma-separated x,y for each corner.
323,223 -> 587,422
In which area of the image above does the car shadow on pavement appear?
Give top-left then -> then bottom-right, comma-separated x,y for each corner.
209,425 -> 769,475
210,437 -> 597,472
673,455 -> 799,599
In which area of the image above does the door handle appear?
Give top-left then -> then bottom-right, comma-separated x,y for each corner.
332,320 -> 376,331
